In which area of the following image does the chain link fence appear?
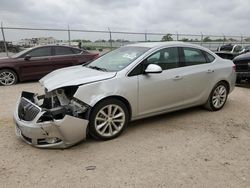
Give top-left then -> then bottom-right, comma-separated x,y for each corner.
1,23 -> 250,57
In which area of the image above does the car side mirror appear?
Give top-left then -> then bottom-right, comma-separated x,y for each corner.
144,64 -> 162,74
24,54 -> 31,61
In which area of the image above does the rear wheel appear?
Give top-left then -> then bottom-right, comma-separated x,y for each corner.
204,82 -> 228,111
0,69 -> 18,86
89,99 -> 129,140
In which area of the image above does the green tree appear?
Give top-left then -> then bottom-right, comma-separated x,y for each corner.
162,34 -> 173,41
181,38 -> 190,42
203,36 -> 212,42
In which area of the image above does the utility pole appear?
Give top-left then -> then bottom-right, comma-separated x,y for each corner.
1,22 -> 8,57
240,35 -> 243,46
222,34 -> 226,45
176,32 -> 179,41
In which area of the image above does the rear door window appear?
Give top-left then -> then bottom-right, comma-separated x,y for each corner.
54,46 -> 75,56
183,47 -> 207,66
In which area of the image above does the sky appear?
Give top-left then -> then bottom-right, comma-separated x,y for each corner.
0,0 -> 249,41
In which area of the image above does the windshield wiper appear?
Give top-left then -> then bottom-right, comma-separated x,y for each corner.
87,66 -> 108,72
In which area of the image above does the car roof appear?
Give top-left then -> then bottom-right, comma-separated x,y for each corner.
126,41 -> 185,48
32,45 -> 81,50
126,41 -> 211,52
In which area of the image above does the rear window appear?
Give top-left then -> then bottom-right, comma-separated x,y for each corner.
71,48 -> 83,54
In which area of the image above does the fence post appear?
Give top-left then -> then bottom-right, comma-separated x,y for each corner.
176,32 -> 179,41
108,27 -> 112,49
200,32 -> 203,46
145,32 -> 147,42
1,22 -> 8,57
68,25 -> 71,46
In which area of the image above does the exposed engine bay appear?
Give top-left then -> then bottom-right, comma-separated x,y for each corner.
20,86 -> 90,122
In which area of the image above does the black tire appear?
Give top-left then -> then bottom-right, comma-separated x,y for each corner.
0,69 -> 18,86
89,98 -> 129,140
204,82 -> 229,111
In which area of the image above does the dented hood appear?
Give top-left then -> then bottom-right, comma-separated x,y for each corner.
40,65 -> 116,91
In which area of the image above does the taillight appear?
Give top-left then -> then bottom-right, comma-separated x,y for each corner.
232,64 -> 236,71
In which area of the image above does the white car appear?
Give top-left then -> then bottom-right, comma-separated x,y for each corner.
14,42 -> 236,148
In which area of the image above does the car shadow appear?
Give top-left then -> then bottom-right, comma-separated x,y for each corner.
127,106 -> 205,132
72,106 -> 205,149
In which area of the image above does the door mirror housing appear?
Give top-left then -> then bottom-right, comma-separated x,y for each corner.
24,54 -> 31,61
144,64 -> 162,74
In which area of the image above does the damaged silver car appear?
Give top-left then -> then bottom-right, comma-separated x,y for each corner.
14,42 -> 236,148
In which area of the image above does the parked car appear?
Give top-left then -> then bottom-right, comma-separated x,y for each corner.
14,42 -> 236,148
244,45 -> 250,52
215,44 -> 245,60
233,52 -> 250,83
0,45 -> 98,86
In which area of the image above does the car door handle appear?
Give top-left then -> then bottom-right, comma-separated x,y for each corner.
173,75 -> 183,80
207,69 -> 214,73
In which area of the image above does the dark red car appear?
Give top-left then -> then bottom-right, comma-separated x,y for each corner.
0,45 -> 99,85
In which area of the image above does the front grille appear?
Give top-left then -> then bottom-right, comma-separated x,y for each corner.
18,97 -> 40,121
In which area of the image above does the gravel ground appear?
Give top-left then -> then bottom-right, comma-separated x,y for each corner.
0,82 -> 249,188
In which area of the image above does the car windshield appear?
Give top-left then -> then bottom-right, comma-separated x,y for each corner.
11,48 -> 32,58
86,46 -> 150,72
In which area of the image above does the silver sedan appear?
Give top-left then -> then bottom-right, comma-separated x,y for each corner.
14,42 -> 236,148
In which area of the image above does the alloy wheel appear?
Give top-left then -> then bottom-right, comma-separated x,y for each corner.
0,71 -> 16,85
94,104 -> 126,137
212,85 -> 227,109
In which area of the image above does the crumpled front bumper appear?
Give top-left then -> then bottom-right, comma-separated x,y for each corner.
13,97 -> 89,148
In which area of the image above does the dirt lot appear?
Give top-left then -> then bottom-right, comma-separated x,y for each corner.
0,82 -> 249,188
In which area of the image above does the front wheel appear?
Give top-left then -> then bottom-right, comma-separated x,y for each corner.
204,82 -> 228,111
0,69 -> 18,86
89,99 -> 129,140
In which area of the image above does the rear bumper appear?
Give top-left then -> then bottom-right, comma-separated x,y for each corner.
13,97 -> 89,148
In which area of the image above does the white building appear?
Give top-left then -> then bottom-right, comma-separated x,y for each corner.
18,37 -> 57,46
